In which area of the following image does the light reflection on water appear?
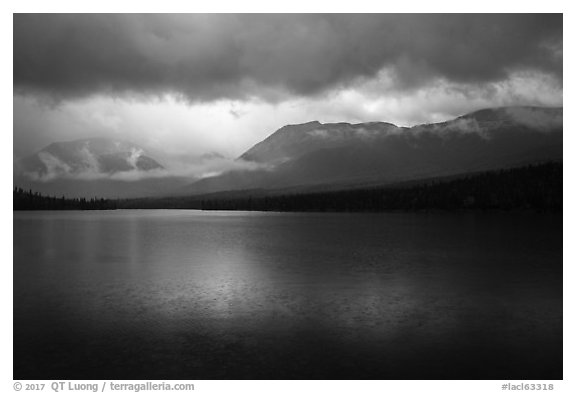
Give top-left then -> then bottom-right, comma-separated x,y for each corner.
14,210 -> 562,379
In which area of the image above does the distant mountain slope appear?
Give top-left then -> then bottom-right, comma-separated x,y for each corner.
189,106 -> 562,194
17,137 -> 163,180
12,137 -> 194,199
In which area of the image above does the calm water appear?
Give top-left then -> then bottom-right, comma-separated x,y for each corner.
14,210 -> 562,379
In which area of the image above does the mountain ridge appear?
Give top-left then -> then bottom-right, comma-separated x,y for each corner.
190,106 -> 562,194
16,137 -> 164,180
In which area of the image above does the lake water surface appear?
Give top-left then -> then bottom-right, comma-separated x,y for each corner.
14,210 -> 562,379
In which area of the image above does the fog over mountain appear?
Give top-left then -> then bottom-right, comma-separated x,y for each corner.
13,105 -> 562,198
13,138 -> 265,198
17,138 -> 164,181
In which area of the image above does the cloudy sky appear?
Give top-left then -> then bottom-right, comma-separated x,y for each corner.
13,14 -> 563,162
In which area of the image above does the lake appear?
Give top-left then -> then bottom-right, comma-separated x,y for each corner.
13,210 -> 562,379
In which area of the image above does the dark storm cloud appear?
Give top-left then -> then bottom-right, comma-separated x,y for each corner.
13,14 -> 562,102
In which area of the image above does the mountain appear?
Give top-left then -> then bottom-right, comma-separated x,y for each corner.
13,138 -> 191,198
240,120 -> 404,164
16,137 -> 163,179
189,106 -> 562,194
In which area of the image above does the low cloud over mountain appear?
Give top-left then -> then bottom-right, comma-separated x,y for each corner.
17,138 -> 164,181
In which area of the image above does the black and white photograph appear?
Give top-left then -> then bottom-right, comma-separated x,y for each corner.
10,10 -> 567,385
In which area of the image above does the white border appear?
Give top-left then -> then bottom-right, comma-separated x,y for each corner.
3,3 -> 572,393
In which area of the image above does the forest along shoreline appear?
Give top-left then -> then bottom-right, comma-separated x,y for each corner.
13,161 -> 562,213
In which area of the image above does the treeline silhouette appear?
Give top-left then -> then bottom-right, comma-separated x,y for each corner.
201,162 -> 562,212
13,187 -> 118,210
14,162 -> 562,212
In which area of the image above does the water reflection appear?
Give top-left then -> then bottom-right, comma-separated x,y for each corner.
14,210 -> 562,379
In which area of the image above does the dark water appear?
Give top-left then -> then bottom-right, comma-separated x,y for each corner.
14,210 -> 562,379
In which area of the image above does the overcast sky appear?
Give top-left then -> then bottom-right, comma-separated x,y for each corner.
13,14 -> 563,160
